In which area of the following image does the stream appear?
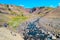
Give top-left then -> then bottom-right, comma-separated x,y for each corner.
17,17 -> 56,40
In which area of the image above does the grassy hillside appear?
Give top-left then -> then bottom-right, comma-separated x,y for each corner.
8,16 -> 27,29
0,4 -> 54,31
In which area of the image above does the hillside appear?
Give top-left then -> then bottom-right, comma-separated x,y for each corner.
0,27 -> 24,40
0,4 -> 53,29
0,4 -> 32,30
39,7 -> 60,34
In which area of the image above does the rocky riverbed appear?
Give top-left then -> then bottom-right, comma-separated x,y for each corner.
17,17 -> 57,40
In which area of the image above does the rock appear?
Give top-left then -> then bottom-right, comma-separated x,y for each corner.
52,36 -> 56,40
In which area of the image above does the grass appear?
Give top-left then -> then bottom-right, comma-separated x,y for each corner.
38,13 -> 45,17
8,16 -> 27,29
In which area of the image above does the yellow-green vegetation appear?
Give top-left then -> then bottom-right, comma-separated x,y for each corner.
8,16 -> 27,29
38,13 -> 45,17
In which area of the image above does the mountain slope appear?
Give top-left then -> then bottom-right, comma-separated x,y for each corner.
39,7 -> 60,34
0,4 -> 54,29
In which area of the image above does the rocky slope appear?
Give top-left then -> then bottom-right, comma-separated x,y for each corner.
39,7 -> 60,34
